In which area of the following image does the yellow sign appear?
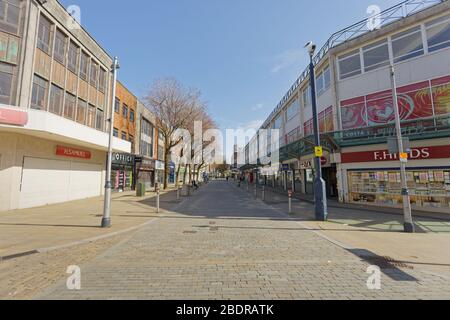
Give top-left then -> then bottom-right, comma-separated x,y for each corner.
400,152 -> 408,163
315,146 -> 323,157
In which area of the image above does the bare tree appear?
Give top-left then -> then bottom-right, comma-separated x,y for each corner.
145,78 -> 204,190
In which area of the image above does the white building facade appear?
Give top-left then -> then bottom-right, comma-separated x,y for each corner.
244,0 -> 450,213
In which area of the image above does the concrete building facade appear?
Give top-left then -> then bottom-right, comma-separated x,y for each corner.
0,0 -> 130,211
242,0 -> 450,213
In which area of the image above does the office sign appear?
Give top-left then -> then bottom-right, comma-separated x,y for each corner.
112,153 -> 134,166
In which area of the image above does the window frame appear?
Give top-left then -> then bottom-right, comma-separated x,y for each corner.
338,49 -> 362,80
48,84 -> 63,116
362,39 -> 390,72
30,74 -> 48,110
37,15 -> 53,55
67,41 -> 79,74
53,28 -> 67,65
426,13 -> 450,53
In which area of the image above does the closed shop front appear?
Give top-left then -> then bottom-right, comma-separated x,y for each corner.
135,156 -> 155,189
20,156 -> 102,209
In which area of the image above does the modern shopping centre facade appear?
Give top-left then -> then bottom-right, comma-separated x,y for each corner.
241,0 -> 450,213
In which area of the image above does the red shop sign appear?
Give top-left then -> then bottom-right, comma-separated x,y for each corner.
0,107 -> 28,126
341,145 -> 450,164
56,146 -> 91,160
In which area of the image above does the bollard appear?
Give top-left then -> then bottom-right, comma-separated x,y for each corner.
262,186 -> 265,201
288,190 -> 292,214
156,187 -> 160,214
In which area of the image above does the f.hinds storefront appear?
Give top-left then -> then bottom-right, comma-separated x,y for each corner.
339,139 -> 450,213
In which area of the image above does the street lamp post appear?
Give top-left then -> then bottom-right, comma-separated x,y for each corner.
101,57 -> 120,228
390,65 -> 415,233
305,42 -> 328,221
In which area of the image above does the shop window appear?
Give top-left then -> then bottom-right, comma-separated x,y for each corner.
64,92 -> 76,120
76,99 -> 87,124
348,170 -> 450,210
79,51 -> 89,81
87,104 -> 96,128
426,13 -> 450,53
0,0 -> 20,34
96,108 -> 104,131
48,84 -> 63,116
392,26 -> 424,63
67,41 -> 79,73
54,29 -> 67,65
338,49 -> 361,79
31,74 -> 48,110
363,39 -> 390,72
37,15 -> 52,55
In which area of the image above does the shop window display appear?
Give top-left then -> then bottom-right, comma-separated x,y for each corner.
348,170 -> 450,210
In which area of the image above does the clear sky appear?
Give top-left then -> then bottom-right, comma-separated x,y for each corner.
60,0 -> 398,131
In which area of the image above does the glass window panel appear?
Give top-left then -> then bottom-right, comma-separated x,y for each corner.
64,92 -> 76,120
48,84 -> 63,115
96,108 -> 104,131
31,75 -> 48,110
392,27 -> 424,63
76,99 -> 87,124
427,17 -> 450,52
37,15 -> 52,54
87,104 -> 96,128
338,50 -> 361,79
0,66 -> 12,104
54,30 -> 67,65
80,52 -> 89,80
68,42 -> 78,73
363,40 -> 390,72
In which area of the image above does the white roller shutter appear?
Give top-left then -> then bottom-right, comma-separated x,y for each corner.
19,157 -> 103,209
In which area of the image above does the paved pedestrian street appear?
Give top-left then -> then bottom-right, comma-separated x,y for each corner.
36,181 -> 450,300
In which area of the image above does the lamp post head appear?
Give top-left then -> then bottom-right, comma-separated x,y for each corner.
111,57 -> 120,71
304,41 -> 316,58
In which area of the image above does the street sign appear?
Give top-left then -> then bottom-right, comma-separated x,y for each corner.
315,146 -> 323,158
388,137 -> 411,154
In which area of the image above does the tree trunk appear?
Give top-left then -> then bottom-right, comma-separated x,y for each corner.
163,146 -> 170,190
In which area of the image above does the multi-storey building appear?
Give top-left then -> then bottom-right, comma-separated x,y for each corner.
243,0 -> 450,213
134,99 -> 158,189
0,0 -> 130,211
111,81 -> 137,191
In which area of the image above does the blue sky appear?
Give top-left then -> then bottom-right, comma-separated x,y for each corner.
60,0 -> 397,131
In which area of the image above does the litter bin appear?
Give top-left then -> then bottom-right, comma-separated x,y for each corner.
136,183 -> 146,197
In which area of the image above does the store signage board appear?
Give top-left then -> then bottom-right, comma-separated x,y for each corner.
112,153 -> 135,166
0,107 -> 28,126
342,145 -> 450,164
56,146 -> 91,160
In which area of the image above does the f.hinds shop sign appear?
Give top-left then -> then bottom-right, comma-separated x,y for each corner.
341,146 -> 450,164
